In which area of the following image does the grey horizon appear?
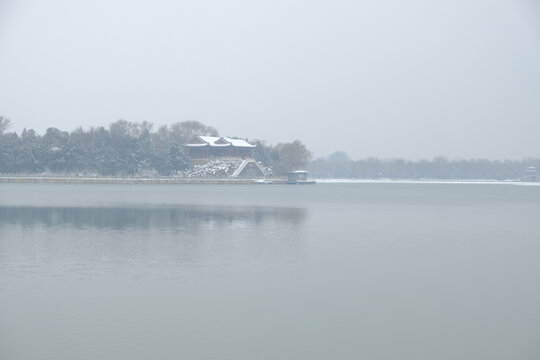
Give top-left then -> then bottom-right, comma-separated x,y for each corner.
1,0 -> 539,160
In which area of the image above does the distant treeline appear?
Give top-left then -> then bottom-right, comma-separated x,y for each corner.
310,152 -> 539,180
0,117 -> 210,175
1,116 -> 537,179
0,117 -> 312,176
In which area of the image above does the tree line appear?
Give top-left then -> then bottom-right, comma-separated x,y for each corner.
310,152 -> 539,180
0,117 -> 312,176
0,117 -> 210,175
1,116 -> 536,179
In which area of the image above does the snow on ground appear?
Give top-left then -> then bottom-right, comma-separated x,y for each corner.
314,178 -> 540,185
175,160 -> 272,178
175,160 -> 241,178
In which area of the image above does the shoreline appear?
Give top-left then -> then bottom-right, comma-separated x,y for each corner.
0,176 -> 538,185
314,179 -> 540,185
0,176 -> 286,185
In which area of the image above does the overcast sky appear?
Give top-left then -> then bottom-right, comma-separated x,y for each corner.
1,0 -> 539,160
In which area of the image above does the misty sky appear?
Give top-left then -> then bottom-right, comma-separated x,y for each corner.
1,0 -> 539,160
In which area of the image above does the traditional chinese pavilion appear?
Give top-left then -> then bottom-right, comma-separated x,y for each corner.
185,136 -> 256,164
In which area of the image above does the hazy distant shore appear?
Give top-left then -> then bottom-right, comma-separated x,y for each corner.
315,178 -> 540,185
1,175 -> 538,185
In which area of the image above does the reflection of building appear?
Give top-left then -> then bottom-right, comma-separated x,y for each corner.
185,136 -> 256,164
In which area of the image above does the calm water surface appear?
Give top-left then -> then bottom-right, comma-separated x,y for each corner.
1,183 -> 539,359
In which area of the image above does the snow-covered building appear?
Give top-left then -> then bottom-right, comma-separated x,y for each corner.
185,136 -> 256,164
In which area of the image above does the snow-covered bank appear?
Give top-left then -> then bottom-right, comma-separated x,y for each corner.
314,178 -> 540,186
175,160 -> 272,178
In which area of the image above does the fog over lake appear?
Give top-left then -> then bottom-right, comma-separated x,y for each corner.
1,1 -> 540,359
1,183 -> 539,359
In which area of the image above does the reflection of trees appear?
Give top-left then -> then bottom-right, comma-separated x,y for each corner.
0,205 -> 307,229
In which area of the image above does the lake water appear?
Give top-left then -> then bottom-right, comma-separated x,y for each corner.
1,183 -> 539,360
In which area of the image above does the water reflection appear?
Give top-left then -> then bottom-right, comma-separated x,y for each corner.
0,205 -> 308,281
0,205 -> 307,229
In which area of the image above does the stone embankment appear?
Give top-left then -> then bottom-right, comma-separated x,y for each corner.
0,176 -> 285,185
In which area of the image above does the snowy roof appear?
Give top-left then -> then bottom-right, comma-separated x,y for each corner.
186,136 -> 256,148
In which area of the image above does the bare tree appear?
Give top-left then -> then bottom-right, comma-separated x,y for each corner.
273,140 -> 313,174
0,116 -> 12,134
169,120 -> 219,145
